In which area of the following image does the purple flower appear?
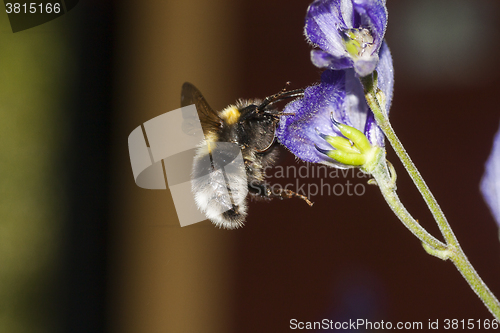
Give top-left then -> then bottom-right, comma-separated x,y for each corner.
276,42 -> 393,168
481,122 -> 500,228
305,0 -> 388,77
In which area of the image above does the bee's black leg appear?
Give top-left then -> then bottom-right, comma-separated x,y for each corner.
249,182 -> 313,206
271,187 -> 314,206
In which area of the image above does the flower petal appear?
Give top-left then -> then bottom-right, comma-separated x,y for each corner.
277,69 -> 380,166
311,49 -> 352,70
277,70 -> 347,165
363,41 -> 393,147
305,0 -> 388,77
352,0 -> 388,55
305,0 -> 352,59
344,69 -> 369,132
353,57 -> 378,78
374,41 -> 394,112
340,0 -> 354,28
481,122 -> 500,228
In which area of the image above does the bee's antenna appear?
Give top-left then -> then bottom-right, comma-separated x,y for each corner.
256,84 -> 304,112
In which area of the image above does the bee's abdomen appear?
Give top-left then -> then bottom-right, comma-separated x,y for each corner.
192,143 -> 249,229
219,207 -> 246,229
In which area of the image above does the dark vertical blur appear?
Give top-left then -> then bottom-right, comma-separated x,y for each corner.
0,1 -> 116,332
60,2 -> 115,333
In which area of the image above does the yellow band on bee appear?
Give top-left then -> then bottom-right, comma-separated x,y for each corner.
220,105 -> 241,125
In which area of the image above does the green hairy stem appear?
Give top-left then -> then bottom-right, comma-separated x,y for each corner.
360,74 -> 500,320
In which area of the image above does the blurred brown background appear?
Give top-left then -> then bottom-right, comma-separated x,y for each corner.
2,0 -> 500,332
110,0 -> 500,332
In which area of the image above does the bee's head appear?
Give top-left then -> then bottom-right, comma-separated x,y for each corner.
238,102 -> 276,122
241,86 -> 305,121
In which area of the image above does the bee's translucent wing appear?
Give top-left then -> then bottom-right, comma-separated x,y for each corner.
181,82 -> 222,137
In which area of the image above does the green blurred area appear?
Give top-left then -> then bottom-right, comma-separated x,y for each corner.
0,11 -> 73,333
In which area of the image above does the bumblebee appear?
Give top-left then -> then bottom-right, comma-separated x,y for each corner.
181,82 -> 312,229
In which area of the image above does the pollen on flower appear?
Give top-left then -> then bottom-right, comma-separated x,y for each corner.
342,28 -> 375,59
